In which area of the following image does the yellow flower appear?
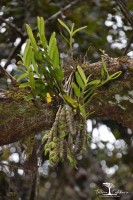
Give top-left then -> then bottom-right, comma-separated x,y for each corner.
46,93 -> 52,103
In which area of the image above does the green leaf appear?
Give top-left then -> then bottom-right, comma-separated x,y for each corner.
109,71 -> 122,80
79,104 -> 86,118
17,73 -> 28,82
49,32 -> 56,54
26,24 -> 38,52
48,32 -> 59,67
71,82 -> 81,98
60,30 -> 70,44
84,87 -> 95,102
87,80 -> 100,85
77,65 -> 87,84
84,92 -> 97,105
29,69 -> 35,90
102,57 -> 109,76
32,55 -> 40,76
75,72 -> 85,89
52,46 -> 59,68
71,23 -> 75,33
23,40 -> 30,67
17,61 -> 24,66
72,26 -> 87,36
19,82 -> 31,88
35,51 -> 43,61
63,95 -> 78,108
37,16 -> 47,49
55,68 -> 64,81
100,67 -> 105,79
24,45 -> 33,68
58,19 -> 71,34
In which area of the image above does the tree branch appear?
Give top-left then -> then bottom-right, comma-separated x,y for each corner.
0,16 -> 25,38
0,64 -> 17,84
115,0 -> 133,55
0,56 -> 133,145
45,0 -> 80,23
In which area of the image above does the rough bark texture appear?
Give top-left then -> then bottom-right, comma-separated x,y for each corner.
0,56 -> 133,145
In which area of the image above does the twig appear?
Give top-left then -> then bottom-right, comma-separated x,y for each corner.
124,34 -> 133,55
0,162 -> 33,173
45,0 -> 80,23
0,64 -> 17,85
115,0 -> 133,27
0,16 -> 25,38
115,0 -> 133,55
32,0 -> 81,32
3,38 -> 25,69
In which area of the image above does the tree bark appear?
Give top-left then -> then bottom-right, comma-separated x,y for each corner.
0,56 -> 133,145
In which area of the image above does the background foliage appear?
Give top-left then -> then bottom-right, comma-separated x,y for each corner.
0,0 -> 133,199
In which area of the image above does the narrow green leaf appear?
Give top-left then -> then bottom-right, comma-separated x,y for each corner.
63,95 -> 78,108
52,46 -> 59,68
37,16 -> 47,48
84,86 -> 95,102
87,80 -> 100,85
79,104 -> 86,118
55,68 -> 64,81
84,92 -> 97,105
102,57 -> 109,75
26,24 -> 38,52
100,67 -> 105,79
58,19 -> 71,34
29,69 -> 35,90
24,46 -> 33,68
48,32 -> 59,68
19,82 -> 31,88
71,23 -> 75,33
32,55 -> 40,76
17,54 -> 23,61
17,73 -> 28,82
17,61 -> 24,66
48,32 -> 56,60
72,26 -> 87,36
77,65 -> 87,84
16,67 -> 26,73
75,72 -> 85,89
60,30 -> 70,44
109,71 -> 122,80
71,82 -> 81,98
23,40 -> 30,66
87,74 -> 92,82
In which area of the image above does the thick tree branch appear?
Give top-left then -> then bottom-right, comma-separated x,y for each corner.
0,56 -> 133,145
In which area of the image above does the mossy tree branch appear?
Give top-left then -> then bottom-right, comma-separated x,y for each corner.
0,56 -> 133,145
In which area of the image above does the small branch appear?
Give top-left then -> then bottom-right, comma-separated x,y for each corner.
32,0 -> 81,32
45,0 -> 80,23
124,34 -> 133,55
115,0 -> 133,55
0,64 -> 17,84
115,0 -> 133,27
3,38 -> 25,69
0,16 -> 25,38
0,162 -> 32,173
